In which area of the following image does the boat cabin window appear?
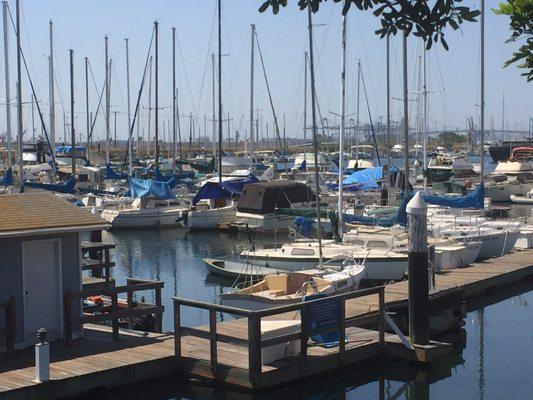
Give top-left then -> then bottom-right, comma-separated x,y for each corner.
291,248 -> 315,256
366,240 -> 389,249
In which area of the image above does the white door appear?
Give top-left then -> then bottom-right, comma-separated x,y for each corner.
22,239 -> 62,345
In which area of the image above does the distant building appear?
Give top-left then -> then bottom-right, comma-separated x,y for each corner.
0,192 -> 109,350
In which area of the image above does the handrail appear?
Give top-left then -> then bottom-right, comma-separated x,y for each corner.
64,279 -> 164,345
173,285 -> 386,388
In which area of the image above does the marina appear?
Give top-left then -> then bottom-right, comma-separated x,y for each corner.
0,0 -> 532,399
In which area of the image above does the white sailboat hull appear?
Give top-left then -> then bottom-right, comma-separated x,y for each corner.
182,205 -> 237,230
101,206 -> 184,229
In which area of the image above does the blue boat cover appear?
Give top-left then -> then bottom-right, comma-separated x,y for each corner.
342,166 -> 400,191
422,183 -> 484,209
56,146 -> 86,156
105,164 -> 129,180
129,178 -> 174,200
298,160 -> 307,171
25,176 -> 76,193
192,174 -> 258,205
294,216 -> 315,238
0,168 -> 13,186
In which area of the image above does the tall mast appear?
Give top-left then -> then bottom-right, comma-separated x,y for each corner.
402,33 -> 409,191
249,24 -> 255,167
172,27 -> 177,172
307,5 -> 323,265
211,53 -> 216,160
69,49 -> 75,177
105,36 -> 110,165
2,1 -> 11,169
337,14 -> 347,240
147,56 -> 152,157
386,35 -> 391,174
217,0 -> 223,182
154,20 -> 159,170
355,60 -> 361,161
177,88 -> 182,158
85,57 -> 89,158
49,19 -> 55,178
15,0 -> 23,191
422,46 -> 428,190
126,38 -> 132,175
479,0 -> 485,183
303,51 -> 308,144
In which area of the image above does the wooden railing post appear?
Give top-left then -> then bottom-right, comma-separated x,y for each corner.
64,294 -> 73,347
5,296 -> 15,353
127,286 -> 134,330
248,313 -> 261,388
111,292 -> 119,342
378,287 -> 385,346
339,298 -> 346,363
300,303 -> 309,372
209,308 -> 218,375
155,287 -> 163,333
103,248 -> 110,281
174,299 -> 181,365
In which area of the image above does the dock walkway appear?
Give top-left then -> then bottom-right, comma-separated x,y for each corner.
1,249 -> 532,399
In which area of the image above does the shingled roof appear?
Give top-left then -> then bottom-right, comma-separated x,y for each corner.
0,192 -> 109,237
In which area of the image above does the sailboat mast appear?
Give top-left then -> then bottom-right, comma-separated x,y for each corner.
105,36 -> 110,165
479,0 -> 485,184
217,0 -> 223,182
386,35 -> 391,173
147,56 -> 152,157
337,14 -> 347,240
211,53 -> 216,160
154,20 -> 159,170
303,51 -> 307,144
126,38 -> 132,175
307,4 -> 323,264
69,49 -> 75,177
356,60 -> 361,161
402,33 -> 409,191
249,24 -> 255,167
85,57 -> 89,158
49,20 -> 56,180
172,27 -> 177,172
15,0 -> 23,191
422,47 -> 428,190
2,1 -> 11,169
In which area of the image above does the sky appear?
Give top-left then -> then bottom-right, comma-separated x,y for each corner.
1,0 -> 531,145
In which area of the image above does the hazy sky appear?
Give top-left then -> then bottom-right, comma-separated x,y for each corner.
1,0 -> 531,145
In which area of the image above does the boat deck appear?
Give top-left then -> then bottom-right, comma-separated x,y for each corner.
1,249 -> 532,399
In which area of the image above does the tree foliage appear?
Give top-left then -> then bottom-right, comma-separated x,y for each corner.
494,0 -> 533,81
258,0 -> 480,50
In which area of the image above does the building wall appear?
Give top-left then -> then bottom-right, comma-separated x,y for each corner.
0,232 -> 81,349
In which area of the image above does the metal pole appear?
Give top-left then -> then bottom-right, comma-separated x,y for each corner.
2,1 -> 11,169
422,46 -> 428,190
337,14 -> 347,240
249,24 -> 255,166
147,56 -> 152,158
386,35 -> 391,173
356,60 -> 361,161
307,5 -> 323,265
69,49 -> 75,177
172,27 -> 177,172
105,36 -> 110,165
48,19 -> 55,179
113,111 -> 117,148
217,0 -> 222,182
402,33 -> 409,191
126,38 -> 132,175
176,88 -> 182,158
15,0 -> 23,191
31,94 -> 35,142
479,0 -> 485,184
303,52 -> 308,144
154,20 -> 159,170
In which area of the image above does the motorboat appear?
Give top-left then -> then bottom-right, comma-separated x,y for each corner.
220,263 -> 365,311
486,147 -> 533,201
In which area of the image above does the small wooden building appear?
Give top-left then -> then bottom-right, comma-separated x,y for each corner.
0,192 -> 109,350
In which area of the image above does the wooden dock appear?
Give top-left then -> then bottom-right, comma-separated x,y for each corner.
1,249 -> 533,399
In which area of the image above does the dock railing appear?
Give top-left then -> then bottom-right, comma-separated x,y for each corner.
0,297 -> 15,353
173,285 -> 385,388
64,278 -> 164,345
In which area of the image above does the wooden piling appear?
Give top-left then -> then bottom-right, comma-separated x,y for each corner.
406,191 -> 430,345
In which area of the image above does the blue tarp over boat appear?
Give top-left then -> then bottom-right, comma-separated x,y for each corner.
105,164 -> 129,180
342,166 -> 398,190
0,168 -> 13,186
129,178 -> 174,200
192,174 -> 259,205
25,176 -> 76,193
422,183 -> 484,209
